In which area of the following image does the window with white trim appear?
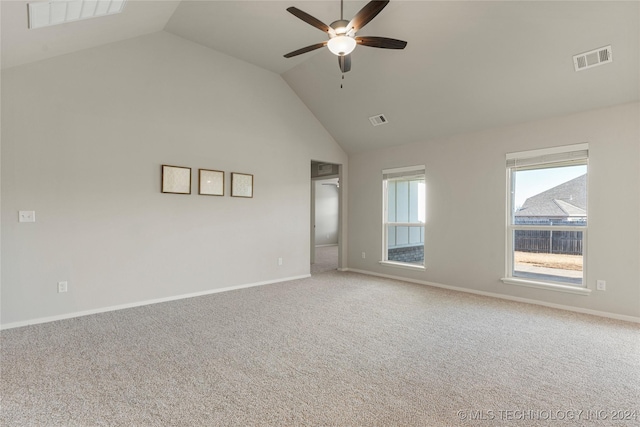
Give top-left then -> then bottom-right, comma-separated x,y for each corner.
504,144 -> 588,291
382,166 -> 425,268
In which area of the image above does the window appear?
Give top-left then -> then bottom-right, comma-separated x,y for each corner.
382,166 -> 426,269
503,144 -> 589,293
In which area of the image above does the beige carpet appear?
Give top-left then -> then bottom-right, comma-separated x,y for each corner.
1,270 -> 639,426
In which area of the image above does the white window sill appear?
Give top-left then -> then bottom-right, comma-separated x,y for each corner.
379,261 -> 426,272
501,277 -> 591,296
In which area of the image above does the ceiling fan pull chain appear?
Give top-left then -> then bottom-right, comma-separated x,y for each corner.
341,73 -> 344,89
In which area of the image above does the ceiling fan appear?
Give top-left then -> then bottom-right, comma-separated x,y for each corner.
283,0 -> 407,73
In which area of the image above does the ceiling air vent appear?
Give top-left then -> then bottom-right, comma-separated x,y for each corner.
369,114 -> 388,126
573,45 -> 612,72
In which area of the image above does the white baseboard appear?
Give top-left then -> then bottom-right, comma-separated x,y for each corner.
345,268 -> 640,324
5,270 -> 637,329
0,274 -> 311,330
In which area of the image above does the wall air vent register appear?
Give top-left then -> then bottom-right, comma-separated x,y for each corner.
573,45 -> 612,72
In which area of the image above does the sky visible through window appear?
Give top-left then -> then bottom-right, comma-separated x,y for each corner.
514,165 -> 587,209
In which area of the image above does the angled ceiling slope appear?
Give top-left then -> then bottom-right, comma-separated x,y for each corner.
280,1 -> 640,153
164,1 -> 342,74
1,0 -> 181,70
2,1 -> 639,155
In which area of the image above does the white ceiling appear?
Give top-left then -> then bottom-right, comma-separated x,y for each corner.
3,1 -> 639,154
1,0 -> 182,69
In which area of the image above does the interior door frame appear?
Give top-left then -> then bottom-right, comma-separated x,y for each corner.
310,161 -> 342,270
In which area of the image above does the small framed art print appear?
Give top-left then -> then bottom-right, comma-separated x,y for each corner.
231,172 -> 253,198
199,169 -> 225,196
162,165 -> 191,194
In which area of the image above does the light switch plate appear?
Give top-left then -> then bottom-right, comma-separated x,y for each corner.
19,211 -> 36,222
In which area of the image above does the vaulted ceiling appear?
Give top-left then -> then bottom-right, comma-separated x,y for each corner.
2,1 -> 639,153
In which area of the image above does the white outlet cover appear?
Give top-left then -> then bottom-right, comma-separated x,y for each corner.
19,211 -> 36,222
58,281 -> 68,293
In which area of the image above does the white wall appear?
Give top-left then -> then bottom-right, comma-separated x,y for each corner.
347,103 -> 640,319
314,179 -> 339,246
1,31 -> 347,326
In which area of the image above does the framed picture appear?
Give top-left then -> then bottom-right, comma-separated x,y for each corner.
199,169 -> 225,196
162,165 -> 191,194
231,172 -> 253,198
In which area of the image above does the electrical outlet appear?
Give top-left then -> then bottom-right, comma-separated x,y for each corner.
362,252 -> 366,259
596,280 -> 606,291
278,257 -> 283,266
19,211 -> 36,222
58,281 -> 68,293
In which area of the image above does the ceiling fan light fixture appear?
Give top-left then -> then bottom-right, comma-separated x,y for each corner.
283,1 -> 407,71
327,35 -> 356,56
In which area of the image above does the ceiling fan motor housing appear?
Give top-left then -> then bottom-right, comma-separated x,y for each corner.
329,20 -> 354,37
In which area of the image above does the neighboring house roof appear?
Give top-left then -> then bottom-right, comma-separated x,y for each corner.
516,174 -> 587,218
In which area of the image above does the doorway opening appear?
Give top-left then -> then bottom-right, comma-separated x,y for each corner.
311,161 -> 341,274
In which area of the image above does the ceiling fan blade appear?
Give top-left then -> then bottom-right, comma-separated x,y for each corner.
356,36 -> 407,49
286,7 -> 333,35
338,54 -> 352,73
348,0 -> 389,32
284,42 -> 328,58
